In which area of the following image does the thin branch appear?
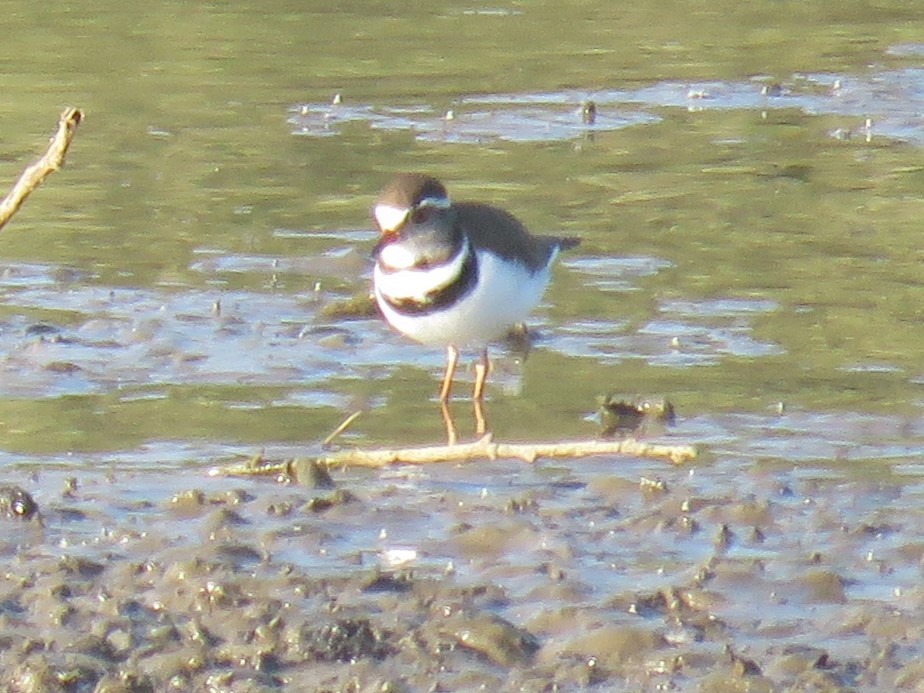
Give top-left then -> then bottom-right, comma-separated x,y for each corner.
209,435 -> 697,478
321,410 -> 363,448
0,107 -> 84,231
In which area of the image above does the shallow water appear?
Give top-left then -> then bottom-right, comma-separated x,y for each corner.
0,1 -> 923,689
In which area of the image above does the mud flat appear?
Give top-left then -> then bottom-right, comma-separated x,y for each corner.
0,447 -> 921,692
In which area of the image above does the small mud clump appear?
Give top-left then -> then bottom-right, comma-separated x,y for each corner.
597,395 -> 676,437
0,483 -> 39,520
299,617 -> 394,662
446,611 -> 540,666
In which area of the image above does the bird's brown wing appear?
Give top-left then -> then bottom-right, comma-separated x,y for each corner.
455,202 -> 579,272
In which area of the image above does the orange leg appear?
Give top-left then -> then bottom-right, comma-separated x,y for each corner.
438,345 -> 459,403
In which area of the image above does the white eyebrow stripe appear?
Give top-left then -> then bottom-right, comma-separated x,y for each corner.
417,195 -> 451,209
374,204 -> 409,232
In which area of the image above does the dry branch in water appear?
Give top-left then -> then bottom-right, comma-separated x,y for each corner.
210,434 -> 697,478
0,107 -> 84,231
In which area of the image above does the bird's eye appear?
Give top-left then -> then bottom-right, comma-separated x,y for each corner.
411,207 -> 431,224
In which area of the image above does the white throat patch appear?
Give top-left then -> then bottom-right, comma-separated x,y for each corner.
374,204 -> 409,233
378,242 -> 419,271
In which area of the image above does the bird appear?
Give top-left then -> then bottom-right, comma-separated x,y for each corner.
371,173 -> 579,419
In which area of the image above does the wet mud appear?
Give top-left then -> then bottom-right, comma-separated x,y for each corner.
1,446 -> 922,691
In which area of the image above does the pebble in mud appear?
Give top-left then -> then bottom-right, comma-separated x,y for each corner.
763,645 -> 833,685
303,488 -> 358,513
167,488 -> 207,516
441,611 -> 539,667
287,458 -> 336,489
698,663 -> 775,693
4,655 -> 103,693
298,617 -> 394,662
166,488 -> 253,519
580,99 -> 597,125
563,625 -> 666,673
796,568 -> 847,604
597,395 -> 675,437
0,483 -> 39,520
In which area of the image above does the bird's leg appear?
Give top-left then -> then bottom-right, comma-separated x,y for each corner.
438,345 -> 459,403
440,400 -> 459,446
472,348 -> 491,436
472,348 -> 490,401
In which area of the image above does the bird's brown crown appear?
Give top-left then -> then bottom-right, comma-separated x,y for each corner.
377,173 -> 449,209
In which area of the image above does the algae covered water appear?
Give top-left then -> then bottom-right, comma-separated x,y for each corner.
0,1 -> 922,689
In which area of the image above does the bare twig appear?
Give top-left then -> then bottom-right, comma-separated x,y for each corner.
209,434 -> 697,477
321,410 -> 363,448
0,107 -> 84,231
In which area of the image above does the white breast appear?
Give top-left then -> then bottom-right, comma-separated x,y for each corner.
375,249 -> 554,347
375,242 -> 470,302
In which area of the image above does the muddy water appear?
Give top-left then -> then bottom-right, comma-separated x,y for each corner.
0,1 -> 922,690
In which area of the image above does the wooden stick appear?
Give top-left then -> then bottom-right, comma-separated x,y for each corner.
321,410 -> 363,448
209,435 -> 697,477
0,107 -> 84,231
